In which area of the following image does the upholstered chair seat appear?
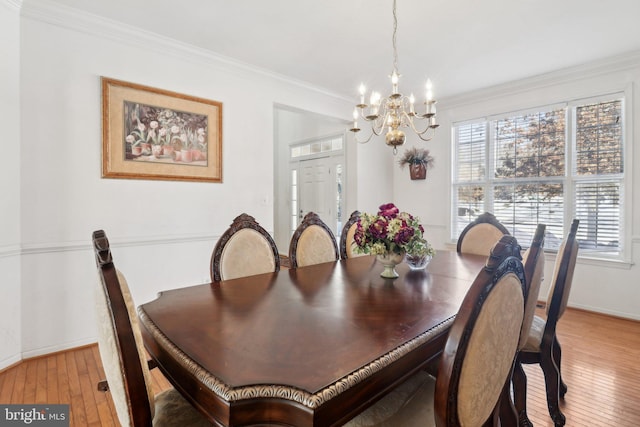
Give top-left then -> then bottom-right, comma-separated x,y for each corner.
211,213 -> 280,282
289,212 -> 339,268
521,315 -> 546,351
344,370 -> 435,427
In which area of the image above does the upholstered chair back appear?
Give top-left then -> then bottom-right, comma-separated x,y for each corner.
457,212 -> 510,256
546,219 -> 579,321
436,235 -> 525,427
219,229 -> 277,280
519,223 -> 546,350
289,212 -> 339,268
340,210 -> 366,259
93,231 -> 155,426
211,213 -> 280,282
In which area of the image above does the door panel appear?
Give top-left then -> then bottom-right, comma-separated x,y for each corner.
299,157 -> 333,232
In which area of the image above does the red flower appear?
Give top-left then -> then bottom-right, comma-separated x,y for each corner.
368,218 -> 389,240
378,203 -> 399,219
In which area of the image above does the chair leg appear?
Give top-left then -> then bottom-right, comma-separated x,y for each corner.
540,350 -> 566,426
553,336 -> 568,398
512,361 -> 533,427
499,376 -> 518,427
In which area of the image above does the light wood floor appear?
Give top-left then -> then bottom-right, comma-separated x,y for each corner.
1,307 -> 639,426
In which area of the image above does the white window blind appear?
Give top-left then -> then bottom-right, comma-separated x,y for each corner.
452,96 -> 625,258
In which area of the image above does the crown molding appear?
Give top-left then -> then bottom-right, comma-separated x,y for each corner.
19,0 -> 351,102
441,50 -> 640,109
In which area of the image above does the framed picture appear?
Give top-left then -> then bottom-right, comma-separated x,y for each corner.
101,77 -> 223,182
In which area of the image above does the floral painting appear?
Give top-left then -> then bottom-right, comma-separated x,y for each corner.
123,102 -> 209,165
102,77 -> 222,182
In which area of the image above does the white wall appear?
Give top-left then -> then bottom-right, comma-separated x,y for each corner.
395,53 -> 640,320
13,1 -> 353,360
0,0 -> 22,369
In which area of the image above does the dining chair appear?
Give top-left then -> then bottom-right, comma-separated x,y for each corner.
340,210 -> 366,259
500,223 -> 545,421
92,230 -> 212,427
210,213 -> 280,282
346,235 -> 526,427
457,211 -> 510,256
289,211 -> 339,268
513,219 -> 579,427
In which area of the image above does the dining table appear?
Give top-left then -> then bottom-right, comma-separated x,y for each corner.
138,250 -> 487,426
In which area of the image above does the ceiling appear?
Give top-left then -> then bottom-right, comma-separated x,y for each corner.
30,0 -> 640,100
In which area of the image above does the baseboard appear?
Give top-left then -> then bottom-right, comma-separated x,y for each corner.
0,354 -> 22,373
20,337 -> 98,360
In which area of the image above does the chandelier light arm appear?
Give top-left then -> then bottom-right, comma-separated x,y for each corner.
352,130 -> 378,144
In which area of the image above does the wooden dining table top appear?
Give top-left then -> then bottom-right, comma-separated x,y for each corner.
138,250 -> 486,426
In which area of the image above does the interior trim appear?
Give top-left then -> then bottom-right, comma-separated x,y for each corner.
19,0 -> 350,102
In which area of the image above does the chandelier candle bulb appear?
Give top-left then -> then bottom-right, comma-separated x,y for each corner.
359,84 -> 366,105
391,71 -> 399,94
352,108 -> 359,129
409,94 -> 415,114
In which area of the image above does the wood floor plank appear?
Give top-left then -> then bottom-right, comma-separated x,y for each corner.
1,307 -> 638,426
85,346 -> 115,427
56,352 -> 71,406
45,354 -> 59,403
22,358 -> 37,403
0,363 -> 17,403
9,362 -> 27,404
66,349 -> 88,427
77,347 -> 101,426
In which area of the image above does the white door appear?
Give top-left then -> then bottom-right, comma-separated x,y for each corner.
298,156 -> 334,232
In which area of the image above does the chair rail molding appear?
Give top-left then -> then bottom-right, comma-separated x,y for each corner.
19,232 -> 223,256
0,244 -> 21,259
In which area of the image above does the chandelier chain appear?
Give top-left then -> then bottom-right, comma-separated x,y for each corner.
392,0 -> 399,73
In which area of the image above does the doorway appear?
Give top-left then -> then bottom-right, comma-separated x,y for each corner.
273,105 -> 348,254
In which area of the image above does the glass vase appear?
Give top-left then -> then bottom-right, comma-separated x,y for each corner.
405,253 -> 432,270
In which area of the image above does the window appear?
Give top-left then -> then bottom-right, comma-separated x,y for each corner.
291,136 -> 343,158
452,95 -> 625,259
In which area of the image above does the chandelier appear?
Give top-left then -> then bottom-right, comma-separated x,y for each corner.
350,0 -> 438,154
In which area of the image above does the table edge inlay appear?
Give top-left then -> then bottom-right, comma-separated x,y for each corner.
138,306 -> 455,409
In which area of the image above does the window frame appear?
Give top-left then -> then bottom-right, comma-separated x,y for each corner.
451,91 -> 631,263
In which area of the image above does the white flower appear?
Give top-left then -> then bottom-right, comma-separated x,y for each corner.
171,125 -> 180,134
125,135 -> 135,143
150,121 -> 159,129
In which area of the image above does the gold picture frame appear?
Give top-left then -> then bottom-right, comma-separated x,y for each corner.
101,77 -> 222,182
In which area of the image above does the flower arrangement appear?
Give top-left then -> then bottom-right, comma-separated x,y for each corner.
354,203 -> 433,256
